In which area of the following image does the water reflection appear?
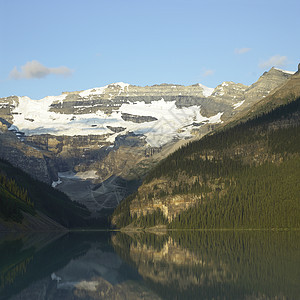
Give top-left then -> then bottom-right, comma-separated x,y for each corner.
112,231 -> 300,300
0,232 -> 159,300
0,231 -> 299,300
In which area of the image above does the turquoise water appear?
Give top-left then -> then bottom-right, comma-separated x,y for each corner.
0,231 -> 299,299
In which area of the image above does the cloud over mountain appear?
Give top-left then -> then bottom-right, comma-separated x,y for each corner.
10,60 -> 73,79
259,55 -> 287,69
203,69 -> 214,77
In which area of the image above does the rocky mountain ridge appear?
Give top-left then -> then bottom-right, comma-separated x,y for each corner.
0,67 -> 294,215
1,68 -> 292,138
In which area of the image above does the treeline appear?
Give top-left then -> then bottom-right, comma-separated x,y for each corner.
0,174 -> 34,207
112,96 -> 300,229
131,208 -> 168,228
111,192 -> 136,228
144,97 -> 300,183
169,157 -> 300,229
0,173 -> 35,223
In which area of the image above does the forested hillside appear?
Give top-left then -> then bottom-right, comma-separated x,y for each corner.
0,172 -> 35,223
112,96 -> 300,229
0,159 -> 91,229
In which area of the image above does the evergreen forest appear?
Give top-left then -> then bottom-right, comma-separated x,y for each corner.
0,158 -> 91,227
112,97 -> 300,229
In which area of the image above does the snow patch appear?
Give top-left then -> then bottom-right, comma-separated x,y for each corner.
208,112 -> 223,123
75,280 -> 99,291
116,99 -> 223,147
0,102 -> 9,109
79,85 -> 108,97
197,83 -> 214,97
233,100 -> 245,109
52,178 -> 62,188
79,82 -> 130,98
57,282 -> 79,290
11,93 -> 223,148
56,280 -> 99,291
51,273 -> 62,282
58,170 -> 98,180
111,82 -> 130,88
214,91 -> 224,96
274,68 -> 295,75
111,82 -> 130,91
8,125 -> 19,131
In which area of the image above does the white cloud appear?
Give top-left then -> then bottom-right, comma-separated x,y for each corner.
234,47 -> 251,55
203,69 -> 214,77
9,60 -> 73,79
259,55 -> 287,69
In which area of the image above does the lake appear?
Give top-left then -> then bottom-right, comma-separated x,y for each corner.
0,230 -> 299,299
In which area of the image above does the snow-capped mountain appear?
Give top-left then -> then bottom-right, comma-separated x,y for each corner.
8,87 -> 223,148
2,67 -> 293,147
3,82 -> 226,147
0,67 -> 294,214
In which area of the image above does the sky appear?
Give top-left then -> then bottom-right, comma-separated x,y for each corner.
1,0 -> 299,99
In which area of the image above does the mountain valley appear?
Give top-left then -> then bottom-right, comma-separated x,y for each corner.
0,67 -> 295,220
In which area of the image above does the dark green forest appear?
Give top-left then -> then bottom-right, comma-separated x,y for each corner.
0,167 -> 37,223
0,172 -> 35,223
113,97 -> 300,229
0,158 -> 90,227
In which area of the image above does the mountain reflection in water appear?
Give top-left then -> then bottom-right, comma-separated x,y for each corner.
0,231 -> 299,300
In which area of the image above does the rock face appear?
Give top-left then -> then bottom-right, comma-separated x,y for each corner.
0,68 -> 294,214
121,113 -> 158,123
0,130 -> 52,184
0,96 -> 18,123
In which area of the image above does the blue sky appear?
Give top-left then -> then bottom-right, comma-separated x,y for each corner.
1,0 -> 299,99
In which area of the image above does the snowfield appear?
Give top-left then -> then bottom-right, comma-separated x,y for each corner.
11,83 -> 223,147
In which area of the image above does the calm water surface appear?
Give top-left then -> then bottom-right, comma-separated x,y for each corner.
0,230 -> 299,300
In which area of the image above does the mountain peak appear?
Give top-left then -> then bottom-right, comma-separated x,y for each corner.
259,67 -> 294,81
79,82 -> 130,98
272,67 -> 295,75
197,83 -> 214,97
